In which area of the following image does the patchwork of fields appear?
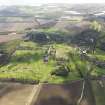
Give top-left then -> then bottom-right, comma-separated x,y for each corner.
0,17 -> 105,84
0,5 -> 105,105
0,41 -> 78,83
0,39 -> 105,83
0,22 -> 36,32
0,34 -> 24,43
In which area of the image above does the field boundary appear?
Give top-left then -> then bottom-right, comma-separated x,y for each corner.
25,83 -> 43,105
0,78 -> 39,84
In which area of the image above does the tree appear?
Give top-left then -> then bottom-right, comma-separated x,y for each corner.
68,52 -> 96,105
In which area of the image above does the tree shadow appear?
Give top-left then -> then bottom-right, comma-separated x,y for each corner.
34,83 -> 82,105
35,96 -> 74,105
11,52 -> 43,63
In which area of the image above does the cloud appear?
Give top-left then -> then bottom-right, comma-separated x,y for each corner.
0,0 -> 105,5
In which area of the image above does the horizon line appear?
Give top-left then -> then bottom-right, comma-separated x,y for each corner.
0,2 -> 105,6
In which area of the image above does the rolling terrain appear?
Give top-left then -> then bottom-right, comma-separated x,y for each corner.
0,4 -> 105,105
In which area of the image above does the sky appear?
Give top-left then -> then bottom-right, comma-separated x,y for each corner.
0,0 -> 105,5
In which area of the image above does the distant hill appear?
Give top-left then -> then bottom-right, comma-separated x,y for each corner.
0,4 -> 105,17
0,6 -> 36,16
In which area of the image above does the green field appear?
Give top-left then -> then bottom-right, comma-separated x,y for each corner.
0,39 -> 105,83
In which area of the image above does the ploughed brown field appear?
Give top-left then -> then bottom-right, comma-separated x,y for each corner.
34,79 -> 105,105
0,34 -> 24,43
0,22 -> 36,32
0,79 -> 104,105
0,21 -> 37,43
0,82 -> 37,105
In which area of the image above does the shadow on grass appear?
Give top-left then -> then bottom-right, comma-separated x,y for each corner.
11,52 -> 43,63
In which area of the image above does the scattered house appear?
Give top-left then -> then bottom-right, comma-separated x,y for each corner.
8,32 -> 16,35
94,11 -> 105,16
64,11 -> 82,15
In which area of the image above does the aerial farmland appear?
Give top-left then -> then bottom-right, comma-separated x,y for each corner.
0,4 -> 105,105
